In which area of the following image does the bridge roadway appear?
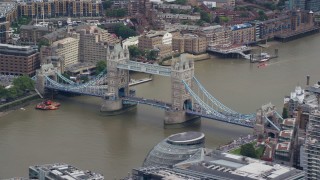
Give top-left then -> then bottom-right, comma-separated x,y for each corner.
123,97 -> 254,128
186,110 -> 255,128
122,96 -> 172,110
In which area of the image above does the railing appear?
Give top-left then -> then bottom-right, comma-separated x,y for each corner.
117,61 -> 171,76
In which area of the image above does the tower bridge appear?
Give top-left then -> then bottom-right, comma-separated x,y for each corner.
35,43 -> 256,127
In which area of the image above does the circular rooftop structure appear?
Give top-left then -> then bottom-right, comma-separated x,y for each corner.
143,131 -> 205,167
167,131 -> 205,145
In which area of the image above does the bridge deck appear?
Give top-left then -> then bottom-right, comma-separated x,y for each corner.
122,96 -> 172,109
117,61 -> 171,76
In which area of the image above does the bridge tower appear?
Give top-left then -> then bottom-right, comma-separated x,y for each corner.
35,63 -> 58,95
165,54 -> 199,124
100,44 -> 131,113
254,103 -> 281,138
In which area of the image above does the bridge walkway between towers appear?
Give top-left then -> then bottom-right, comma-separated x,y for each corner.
117,61 -> 171,76
122,96 -> 172,110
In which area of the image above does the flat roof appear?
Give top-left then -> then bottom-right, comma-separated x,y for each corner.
236,162 -> 273,175
282,118 -> 296,126
210,159 -> 244,169
279,130 -> 293,138
167,131 -> 205,144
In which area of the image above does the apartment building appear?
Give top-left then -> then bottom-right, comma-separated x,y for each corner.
196,25 -> 231,46
0,2 -> 18,43
51,37 -> 79,67
231,23 -> 255,45
77,26 -> 117,63
17,0 -> 103,18
259,10 -> 314,40
0,44 -> 40,76
20,24 -> 54,44
138,31 -> 172,50
172,34 -> 207,54
304,110 -> 320,180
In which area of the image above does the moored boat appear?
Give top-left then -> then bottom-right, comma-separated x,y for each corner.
35,100 -> 60,110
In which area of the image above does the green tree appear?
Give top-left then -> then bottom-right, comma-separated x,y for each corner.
95,60 -> 107,74
193,6 -> 200,13
103,0 -> 113,9
200,11 -> 211,23
106,8 -> 127,17
220,16 -> 229,23
214,16 -> 220,24
38,39 -> 49,51
282,107 -> 288,119
114,24 -> 136,39
7,86 -> 22,99
240,143 -> 257,158
0,86 -> 8,99
13,76 -> 34,92
146,50 -> 158,60
175,0 -> 187,5
196,20 -> 205,26
258,10 -> 268,21
128,45 -> 143,58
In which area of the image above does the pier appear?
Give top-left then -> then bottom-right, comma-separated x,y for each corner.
274,27 -> 320,42
207,45 -> 254,60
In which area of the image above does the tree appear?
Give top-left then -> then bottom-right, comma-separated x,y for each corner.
114,24 -> 136,39
193,6 -> 200,13
96,60 -> 106,74
196,20 -> 205,26
106,8 -> 127,17
282,107 -> 288,119
200,11 -> 212,23
146,50 -> 158,60
0,86 -> 8,99
128,45 -> 143,58
258,10 -> 268,21
175,0 -> 187,5
240,143 -> 257,158
103,0 -> 113,9
38,39 -> 49,51
220,16 -> 229,23
13,76 -> 34,92
214,16 -> 220,24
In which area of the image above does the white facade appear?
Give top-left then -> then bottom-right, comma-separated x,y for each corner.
162,32 -> 172,45
52,37 -> 79,67
122,36 -> 139,49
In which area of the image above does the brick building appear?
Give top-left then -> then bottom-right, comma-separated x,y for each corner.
0,44 -> 40,76
172,34 -> 207,54
17,0 -> 103,18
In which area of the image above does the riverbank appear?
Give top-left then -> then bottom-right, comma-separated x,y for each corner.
0,93 -> 40,117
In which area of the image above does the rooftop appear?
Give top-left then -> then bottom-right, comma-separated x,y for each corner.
29,163 -> 104,180
52,37 -> 78,46
276,142 -> 291,151
231,23 -> 253,31
279,130 -> 293,138
282,118 -> 296,127
0,2 -> 16,19
167,131 -> 205,145
134,151 -> 304,180
20,25 -> 49,31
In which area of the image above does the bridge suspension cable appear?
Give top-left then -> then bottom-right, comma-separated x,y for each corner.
192,77 -> 255,119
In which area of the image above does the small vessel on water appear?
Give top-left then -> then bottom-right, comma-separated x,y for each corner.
35,100 -> 60,110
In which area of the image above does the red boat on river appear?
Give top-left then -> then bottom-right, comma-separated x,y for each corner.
35,100 -> 60,110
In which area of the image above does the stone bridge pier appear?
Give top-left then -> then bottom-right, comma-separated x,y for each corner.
164,54 -> 200,125
35,63 -> 58,96
100,44 -> 133,114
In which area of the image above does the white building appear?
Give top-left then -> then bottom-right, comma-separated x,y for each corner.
122,36 -> 139,49
162,32 -> 172,45
51,37 -> 79,67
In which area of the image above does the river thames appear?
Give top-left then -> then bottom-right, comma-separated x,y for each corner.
1,34 -> 320,178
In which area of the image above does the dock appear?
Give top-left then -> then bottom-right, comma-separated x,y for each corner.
274,27 -> 320,42
129,77 -> 153,86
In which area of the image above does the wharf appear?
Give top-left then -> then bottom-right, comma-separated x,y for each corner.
274,27 -> 320,42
